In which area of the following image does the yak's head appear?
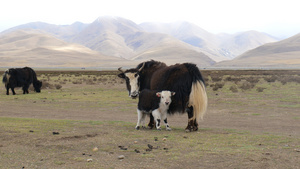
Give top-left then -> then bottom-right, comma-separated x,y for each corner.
33,80 -> 42,93
117,63 -> 145,99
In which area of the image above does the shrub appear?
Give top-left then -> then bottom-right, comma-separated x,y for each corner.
239,81 -> 255,91
278,76 -> 300,85
55,84 -> 62,90
211,76 -> 222,82
264,75 -> 277,83
212,82 -> 225,91
246,77 -> 260,84
41,81 -> 54,89
225,76 -> 241,84
256,87 -> 266,92
72,80 -> 82,84
86,79 -> 95,85
229,85 -> 238,93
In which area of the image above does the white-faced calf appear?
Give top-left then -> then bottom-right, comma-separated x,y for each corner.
136,89 -> 175,130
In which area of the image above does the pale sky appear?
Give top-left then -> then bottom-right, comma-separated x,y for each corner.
1,0 -> 299,38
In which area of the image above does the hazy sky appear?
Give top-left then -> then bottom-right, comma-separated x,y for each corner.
1,0 -> 299,38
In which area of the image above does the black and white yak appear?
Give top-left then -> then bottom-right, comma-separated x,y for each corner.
136,89 -> 175,131
118,60 -> 208,132
2,67 -> 42,95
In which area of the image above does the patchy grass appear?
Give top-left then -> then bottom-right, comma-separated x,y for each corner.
0,117 -> 299,168
0,69 -> 299,168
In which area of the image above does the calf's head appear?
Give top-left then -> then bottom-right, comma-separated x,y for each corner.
156,91 -> 176,106
117,63 -> 145,99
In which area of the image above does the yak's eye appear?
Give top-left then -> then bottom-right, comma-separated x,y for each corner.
134,74 -> 138,78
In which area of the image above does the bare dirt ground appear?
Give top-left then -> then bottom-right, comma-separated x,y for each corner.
0,70 -> 299,168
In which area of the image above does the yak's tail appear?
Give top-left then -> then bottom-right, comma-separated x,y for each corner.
185,63 -> 208,123
188,80 -> 208,122
2,70 -> 9,84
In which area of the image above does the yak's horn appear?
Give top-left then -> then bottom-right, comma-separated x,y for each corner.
118,67 -> 124,73
138,62 -> 145,72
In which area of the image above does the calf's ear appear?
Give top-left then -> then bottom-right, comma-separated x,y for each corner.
156,92 -> 161,97
118,73 -> 125,79
171,92 -> 176,96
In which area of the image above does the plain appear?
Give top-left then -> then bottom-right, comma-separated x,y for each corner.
0,70 -> 299,168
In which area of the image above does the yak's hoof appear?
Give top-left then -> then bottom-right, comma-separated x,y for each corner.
135,126 -> 140,130
185,129 -> 191,133
185,126 -> 193,132
166,127 -> 172,131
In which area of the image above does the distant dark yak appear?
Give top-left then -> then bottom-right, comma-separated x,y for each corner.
2,67 -> 42,95
118,60 -> 207,132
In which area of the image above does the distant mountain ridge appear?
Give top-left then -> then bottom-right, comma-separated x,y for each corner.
1,21 -> 88,40
1,16 -> 216,67
215,33 -> 300,67
0,29 -> 130,68
1,16 -> 299,68
140,22 -> 278,60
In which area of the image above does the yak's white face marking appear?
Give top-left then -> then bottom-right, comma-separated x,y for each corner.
3,69 -> 10,85
125,72 -> 140,98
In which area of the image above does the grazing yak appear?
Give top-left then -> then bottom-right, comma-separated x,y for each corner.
136,89 -> 175,131
118,60 -> 207,132
2,67 -> 42,95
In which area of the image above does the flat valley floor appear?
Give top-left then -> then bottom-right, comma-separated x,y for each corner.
0,70 -> 299,168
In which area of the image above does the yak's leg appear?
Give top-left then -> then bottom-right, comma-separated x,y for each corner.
161,112 -> 171,131
135,109 -> 143,130
147,113 -> 155,129
193,117 -> 199,131
22,86 -> 26,94
25,87 -> 29,94
23,84 -> 30,94
185,106 -> 198,132
11,87 -> 16,95
5,85 -> 9,95
152,109 -> 161,130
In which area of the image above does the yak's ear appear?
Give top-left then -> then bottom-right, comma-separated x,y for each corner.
156,92 -> 161,97
171,92 -> 176,96
118,73 -> 125,79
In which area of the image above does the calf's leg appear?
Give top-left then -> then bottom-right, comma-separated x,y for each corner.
141,113 -> 147,129
152,109 -> 161,130
147,113 -> 155,129
161,111 -> 171,131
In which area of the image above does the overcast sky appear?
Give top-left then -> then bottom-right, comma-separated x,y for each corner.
1,0 -> 299,38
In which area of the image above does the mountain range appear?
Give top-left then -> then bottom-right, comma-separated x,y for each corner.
216,33 -> 300,67
1,16 -> 299,68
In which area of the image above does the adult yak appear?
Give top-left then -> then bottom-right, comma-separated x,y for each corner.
2,67 -> 42,95
118,60 -> 207,132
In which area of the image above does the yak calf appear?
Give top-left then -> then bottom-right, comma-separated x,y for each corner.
136,89 -> 175,130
